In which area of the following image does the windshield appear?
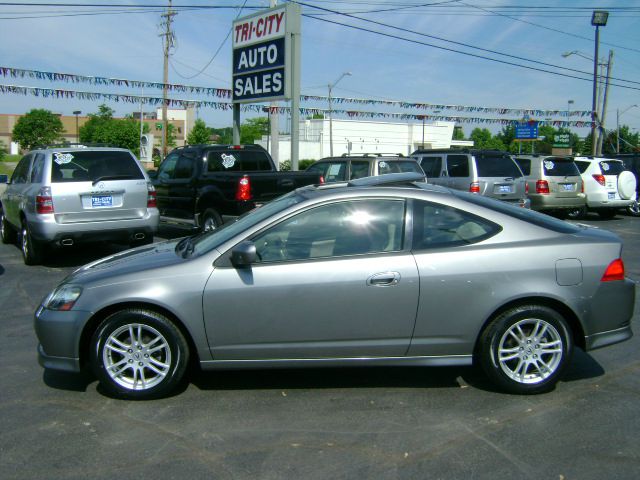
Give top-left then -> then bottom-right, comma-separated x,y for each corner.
189,191 -> 307,256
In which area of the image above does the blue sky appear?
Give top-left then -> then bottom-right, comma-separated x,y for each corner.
1,0 -> 639,138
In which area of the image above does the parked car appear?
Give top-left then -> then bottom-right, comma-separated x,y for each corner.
572,156 -> 637,219
0,146 -> 158,265
150,144 -> 322,232
411,148 -> 530,208
305,154 -> 424,182
606,153 -> 640,217
35,173 -> 635,399
514,155 -> 585,216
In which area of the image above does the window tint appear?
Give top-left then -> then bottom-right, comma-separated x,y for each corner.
349,161 -> 369,179
599,161 -> 624,176
11,155 -> 31,184
475,154 -> 522,178
50,150 -> 143,183
542,158 -> 580,176
158,152 -> 179,180
446,155 -> 470,177
514,158 -> 531,175
252,199 -> 405,262
412,200 -> 500,250
174,153 -> 197,179
207,150 -> 272,172
30,154 -> 46,183
574,161 -> 589,174
419,156 -> 442,177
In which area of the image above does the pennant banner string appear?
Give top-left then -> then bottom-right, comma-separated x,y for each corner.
0,84 -> 593,128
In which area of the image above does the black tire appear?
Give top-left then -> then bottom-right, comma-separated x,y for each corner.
1,209 -> 16,244
21,220 -> 44,265
627,199 -> 640,217
200,208 -> 222,232
565,206 -> 586,220
597,209 -> 617,220
91,309 -> 189,400
478,305 -> 573,395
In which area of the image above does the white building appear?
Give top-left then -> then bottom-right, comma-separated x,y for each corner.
257,118 -> 472,164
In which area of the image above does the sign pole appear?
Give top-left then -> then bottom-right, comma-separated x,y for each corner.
290,4 -> 301,171
233,104 -> 241,145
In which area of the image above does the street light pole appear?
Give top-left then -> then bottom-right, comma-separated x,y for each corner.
72,110 -> 81,142
591,10 -> 608,156
328,72 -> 351,157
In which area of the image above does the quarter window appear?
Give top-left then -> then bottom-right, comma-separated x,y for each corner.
252,199 -> 405,262
419,156 -> 443,177
412,200 -> 500,250
11,155 -> 31,184
446,155 -> 470,177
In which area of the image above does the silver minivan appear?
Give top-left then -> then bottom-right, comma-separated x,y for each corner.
411,149 -> 529,207
0,147 -> 159,264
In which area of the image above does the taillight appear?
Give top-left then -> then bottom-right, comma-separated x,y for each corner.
601,258 -> 625,282
36,187 -> 54,214
319,176 -> 325,184
147,182 -> 157,208
592,174 -> 606,186
525,182 -> 529,194
536,180 -> 550,194
469,182 -> 480,193
581,180 -> 584,193
235,175 -> 252,201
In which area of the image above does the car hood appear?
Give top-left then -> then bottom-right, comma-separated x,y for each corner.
67,239 -> 185,284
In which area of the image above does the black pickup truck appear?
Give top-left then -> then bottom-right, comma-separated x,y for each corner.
149,144 -> 322,230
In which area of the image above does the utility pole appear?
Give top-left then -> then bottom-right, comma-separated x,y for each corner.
270,0 -> 279,168
596,50 -> 613,156
160,0 -> 176,158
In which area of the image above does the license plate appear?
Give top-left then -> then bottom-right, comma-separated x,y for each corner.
608,192 -> 615,200
91,195 -> 113,207
562,184 -> 573,191
497,185 -> 512,193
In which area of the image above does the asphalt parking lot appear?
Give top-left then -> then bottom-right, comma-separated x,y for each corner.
1,215 -> 639,480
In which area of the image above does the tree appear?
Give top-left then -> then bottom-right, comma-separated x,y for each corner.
470,128 -> 506,150
80,105 -> 147,155
241,117 -> 269,144
453,126 -> 465,140
12,109 -> 64,150
210,126 -> 233,144
187,119 -> 210,145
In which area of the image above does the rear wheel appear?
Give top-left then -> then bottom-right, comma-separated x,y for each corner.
478,305 -> 573,394
21,220 -> 44,265
201,208 -> 222,232
1,210 -> 16,244
91,309 -> 189,399
627,199 -> 640,217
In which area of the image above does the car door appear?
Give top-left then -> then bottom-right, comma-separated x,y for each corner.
444,154 -> 470,190
154,150 -> 198,219
417,155 -> 445,186
202,198 -> 420,360
4,154 -> 32,226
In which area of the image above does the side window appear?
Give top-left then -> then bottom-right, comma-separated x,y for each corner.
252,199 -> 405,262
319,162 -> 347,182
11,155 -> 31,184
412,200 -> 500,250
515,158 -> 531,176
174,154 -> 196,179
158,152 -> 180,180
349,161 -> 369,179
306,162 -> 329,179
30,154 -> 46,183
574,161 -> 589,174
419,156 -> 442,177
446,155 -> 470,177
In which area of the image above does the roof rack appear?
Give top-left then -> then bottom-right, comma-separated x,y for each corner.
347,172 -> 426,187
340,152 -> 405,158
41,143 -> 118,149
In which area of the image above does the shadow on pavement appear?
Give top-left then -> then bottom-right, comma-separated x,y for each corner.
43,369 -> 95,393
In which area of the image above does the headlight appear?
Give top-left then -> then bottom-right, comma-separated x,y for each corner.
44,284 -> 83,311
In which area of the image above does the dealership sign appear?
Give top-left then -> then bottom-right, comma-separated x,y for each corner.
515,119 -> 539,140
232,5 -> 300,103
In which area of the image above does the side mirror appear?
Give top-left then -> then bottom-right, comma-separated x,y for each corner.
230,241 -> 257,267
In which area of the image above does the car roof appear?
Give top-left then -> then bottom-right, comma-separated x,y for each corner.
31,146 -> 132,154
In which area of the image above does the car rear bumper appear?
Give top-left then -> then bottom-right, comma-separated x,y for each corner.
585,191 -> 634,208
529,195 -> 586,210
585,325 -> 633,351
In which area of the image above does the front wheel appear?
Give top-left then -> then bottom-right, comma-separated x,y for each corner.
478,305 -> 573,394
91,309 -> 189,399
200,208 -> 222,232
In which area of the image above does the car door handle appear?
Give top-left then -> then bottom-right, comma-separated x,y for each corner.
367,272 -> 400,287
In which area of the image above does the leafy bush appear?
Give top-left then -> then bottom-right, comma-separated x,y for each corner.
279,159 -> 316,171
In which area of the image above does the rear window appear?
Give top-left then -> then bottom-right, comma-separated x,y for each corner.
475,154 -> 523,178
207,150 -> 272,172
599,161 -> 624,176
543,158 -> 580,176
50,150 -> 144,183
450,189 -> 580,234
378,160 -> 423,175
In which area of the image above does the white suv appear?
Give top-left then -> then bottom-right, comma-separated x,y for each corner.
573,157 -> 637,219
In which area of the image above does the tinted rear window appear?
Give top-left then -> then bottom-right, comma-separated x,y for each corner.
543,158 -> 580,176
50,150 -> 143,183
378,160 -> 423,175
475,154 -> 522,178
417,156 -> 442,177
450,189 -> 580,234
599,161 -> 624,176
207,150 -> 272,172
